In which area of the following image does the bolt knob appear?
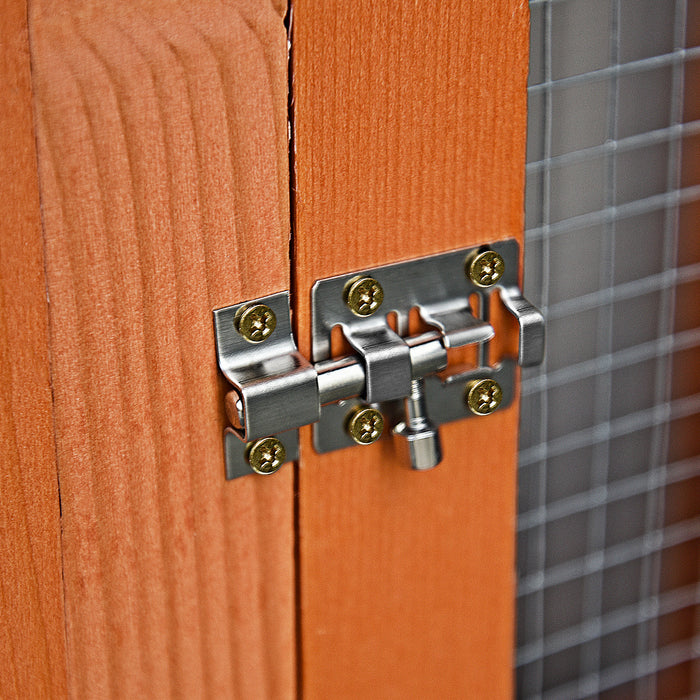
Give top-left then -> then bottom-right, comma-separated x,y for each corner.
465,378 -> 503,416
393,378 -> 442,470
346,406 -> 384,445
246,437 -> 286,474
394,421 -> 442,470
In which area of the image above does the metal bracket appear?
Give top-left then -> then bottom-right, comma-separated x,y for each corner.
213,239 -> 544,478
213,292 -> 319,441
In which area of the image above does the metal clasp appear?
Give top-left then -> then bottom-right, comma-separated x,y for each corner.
214,239 -> 544,479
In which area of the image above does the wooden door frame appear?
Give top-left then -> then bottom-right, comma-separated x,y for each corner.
1,1 -> 530,697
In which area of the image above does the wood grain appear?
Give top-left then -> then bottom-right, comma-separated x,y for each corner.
0,0 -> 67,697
292,1 -> 530,697
28,1 -> 293,696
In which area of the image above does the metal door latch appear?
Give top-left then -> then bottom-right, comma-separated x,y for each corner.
214,239 -> 544,478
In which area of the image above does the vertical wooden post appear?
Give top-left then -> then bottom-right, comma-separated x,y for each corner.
0,1 -> 67,697
27,1 -> 294,696
292,1 -> 530,696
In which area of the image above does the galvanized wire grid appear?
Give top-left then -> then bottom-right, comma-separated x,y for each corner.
518,0 -> 700,697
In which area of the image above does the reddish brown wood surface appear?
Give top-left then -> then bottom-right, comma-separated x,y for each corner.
28,1 -> 294,696
661,53 -> 700,699
0,1 -> 67,697
292,1 -> 530,697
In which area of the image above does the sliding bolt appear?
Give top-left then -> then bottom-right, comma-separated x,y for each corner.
465,378 -> 503,416
246,437 -> 286,474
346,405 -> 384,445
466,250 -> 505,288
235,303 -> 276,343
344,276 -> 384,316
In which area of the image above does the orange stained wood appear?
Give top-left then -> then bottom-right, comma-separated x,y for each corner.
28,1 -> 294,697
0,1 -> 67,697
292,1 -> 530,697
660,49 -> 700,700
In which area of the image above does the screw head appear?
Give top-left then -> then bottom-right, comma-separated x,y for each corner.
465,378 -> 503,416
344,276 -> 384,316
346,406 -> 384,445
246,437 -> 286,474
466,250 -> 505,288
236,303 -> 277,343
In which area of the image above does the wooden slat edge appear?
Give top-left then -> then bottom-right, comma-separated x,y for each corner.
28,1 -> 295,696
292,1 -> 529,697
0,0 -> 68,697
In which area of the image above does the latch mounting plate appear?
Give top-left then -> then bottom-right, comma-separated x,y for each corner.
213,239 -> 544,478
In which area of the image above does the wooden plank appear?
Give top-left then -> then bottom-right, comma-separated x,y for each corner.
658,57 -> 700,700
0,0 -> 68,697
292,1 -> 530,697
28,1 -> 294,696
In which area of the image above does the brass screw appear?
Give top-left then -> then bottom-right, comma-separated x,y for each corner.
466,250 -> 505,288
246,437 -> 286,474
344,276 -> 384,316
235,303 -> 277,343
465,378 -> 503,416
346,405 -> 384,445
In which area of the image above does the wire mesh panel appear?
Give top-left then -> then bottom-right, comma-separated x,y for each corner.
518,0 -> 700,697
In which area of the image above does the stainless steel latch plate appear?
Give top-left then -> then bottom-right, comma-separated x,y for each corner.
310,239 -> 530,460
213,239 -> 544,478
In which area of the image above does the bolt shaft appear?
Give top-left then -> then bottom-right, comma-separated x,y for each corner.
394,378 -> 442,470
405,379 -> 430,427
